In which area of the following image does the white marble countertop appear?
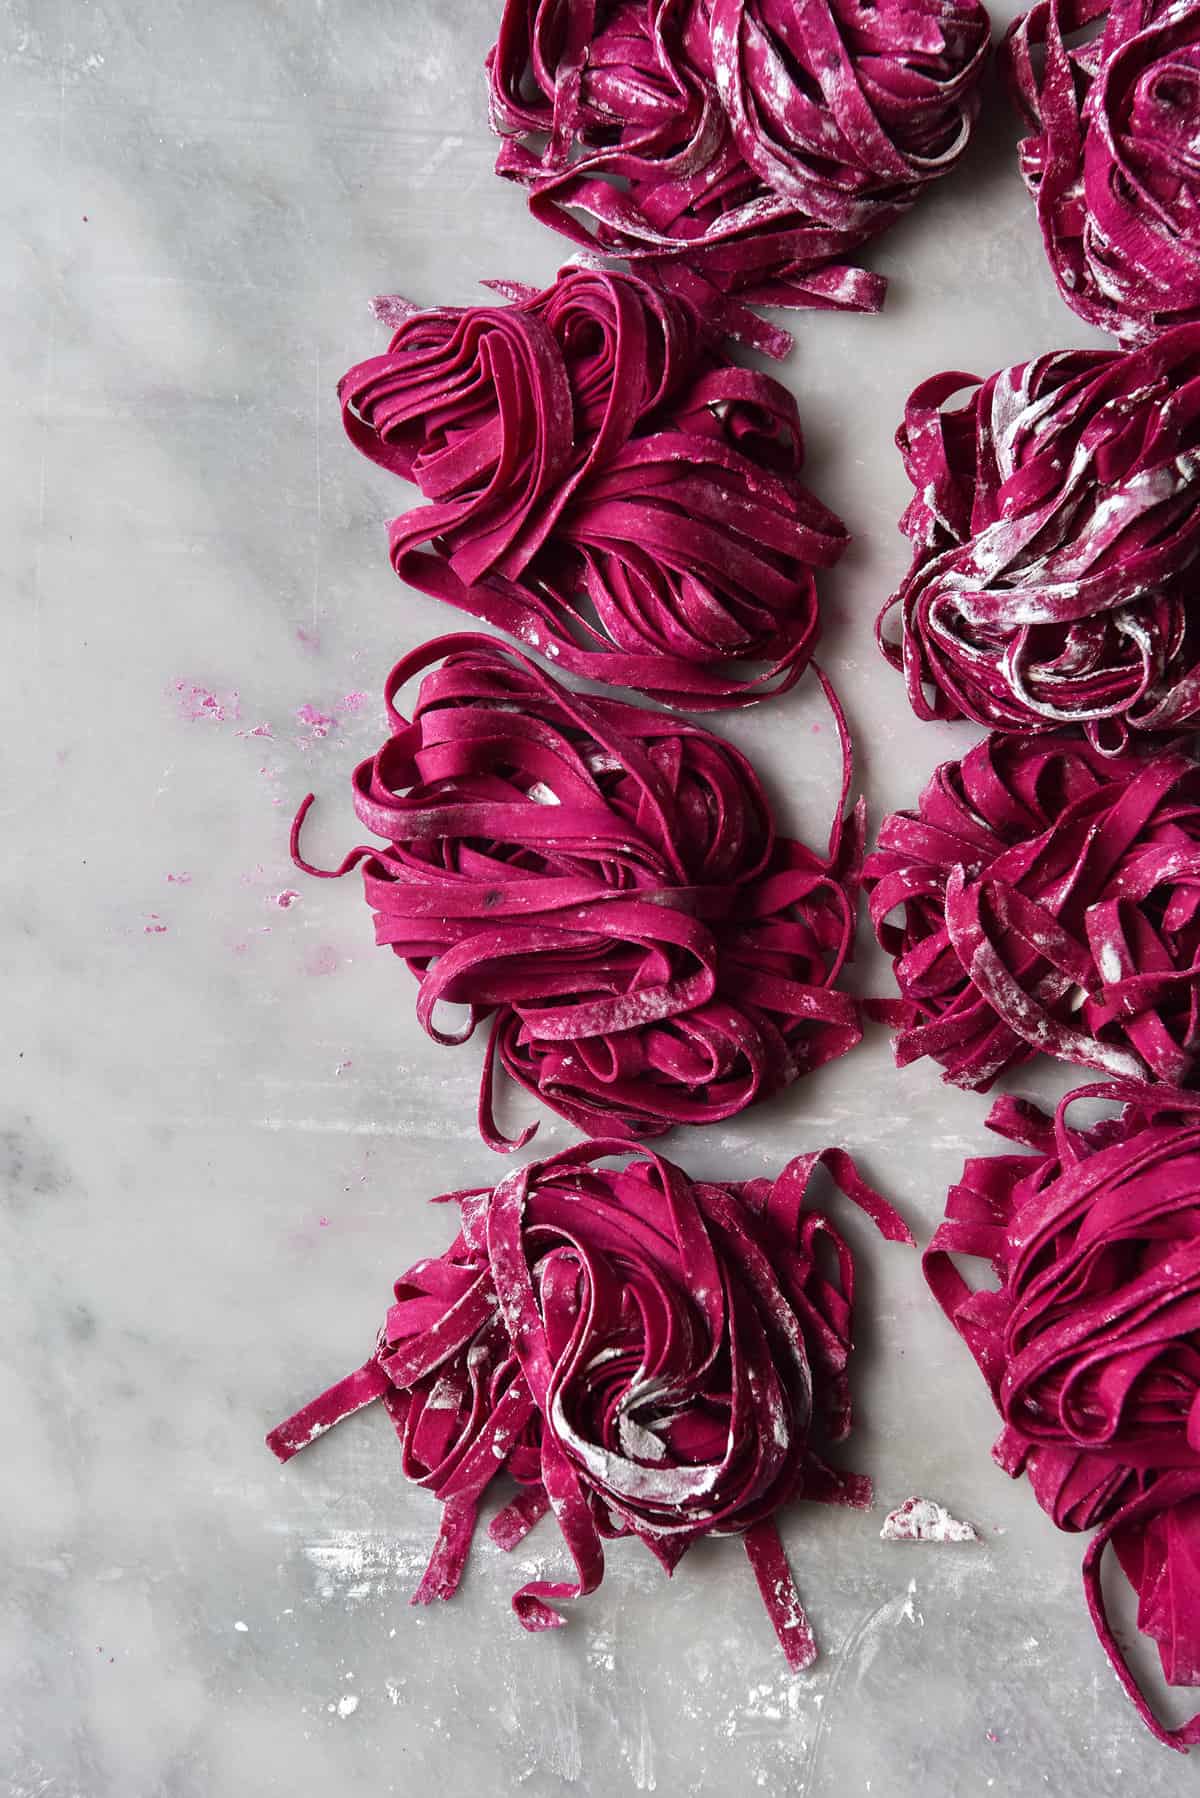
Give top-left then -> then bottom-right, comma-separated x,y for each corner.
5,2 -> 1195,1793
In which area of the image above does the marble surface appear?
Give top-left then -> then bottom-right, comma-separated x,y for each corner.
3,3 -> 1195,1793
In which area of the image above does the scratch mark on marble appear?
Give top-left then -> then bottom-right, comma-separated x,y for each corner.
628,1694 -> 656,1791
256,1115 -> 480,1139
797,1589 -> 913,1796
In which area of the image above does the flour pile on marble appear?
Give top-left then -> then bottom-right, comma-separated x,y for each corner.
880,1498 -> 979,1545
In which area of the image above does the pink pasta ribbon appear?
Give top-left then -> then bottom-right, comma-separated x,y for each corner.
864,730 -> 1200,1090
1004,0 -> 1200,346
341,265 -> 848,709
268,1140 -> 912,1666
877,329 -> 1200,745
486,0 -> 991,355
293,634 -> 864,1149
925,1080 -> 1200,1749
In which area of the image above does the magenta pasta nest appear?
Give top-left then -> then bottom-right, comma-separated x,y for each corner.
340,264 -> 847,708
1005,0 -> 1200,345
877,327 -> 1200,745
486,0 -> 991,354
864,730 -> 1200,1090
294,635 -> 864,1148
269,1140 -> 911,1668
927,1081 -> 1200,1748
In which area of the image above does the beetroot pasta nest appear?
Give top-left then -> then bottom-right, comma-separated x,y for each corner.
1004,0 -> 1200,346
486,0 -> 991,355
864,730 -> 1200,1091
340,264 -> 848,709
877,328 -> 1200,745
926,1080 -> 1200,1749
269,1139 -> 912,1668
294,635 -> 864,1149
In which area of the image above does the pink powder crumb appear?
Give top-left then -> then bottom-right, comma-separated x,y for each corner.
372,294 -> 422,328
144,916 -> 168,935
165,872 -> 192,885
296,704 -> 337,739
269,889 -> 301,910
880,1497 -> 978,1543
296,627 -> 320,652
171,679 -> 240,725
341,691 -> 369,714
236,723 -> 274,741
985,1731 -> 999,1744
305,944 -> 340,977
318,1216 -> 330,1228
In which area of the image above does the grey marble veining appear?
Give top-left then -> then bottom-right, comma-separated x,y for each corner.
2,3 -> 1193,1794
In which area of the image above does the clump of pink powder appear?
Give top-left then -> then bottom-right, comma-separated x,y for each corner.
170,679 -> 240,725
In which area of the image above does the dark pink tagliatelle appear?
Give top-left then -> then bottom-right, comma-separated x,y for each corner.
486,0 -> 991,356
340,264 -> 847,709
925,1080 -> 1200,1749
864,730 -> 1200,1091
268,1140 -> 912,1667
293,634 -> 864,1149
877,328 -> 1200,745
1005,0 -> 1200,346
